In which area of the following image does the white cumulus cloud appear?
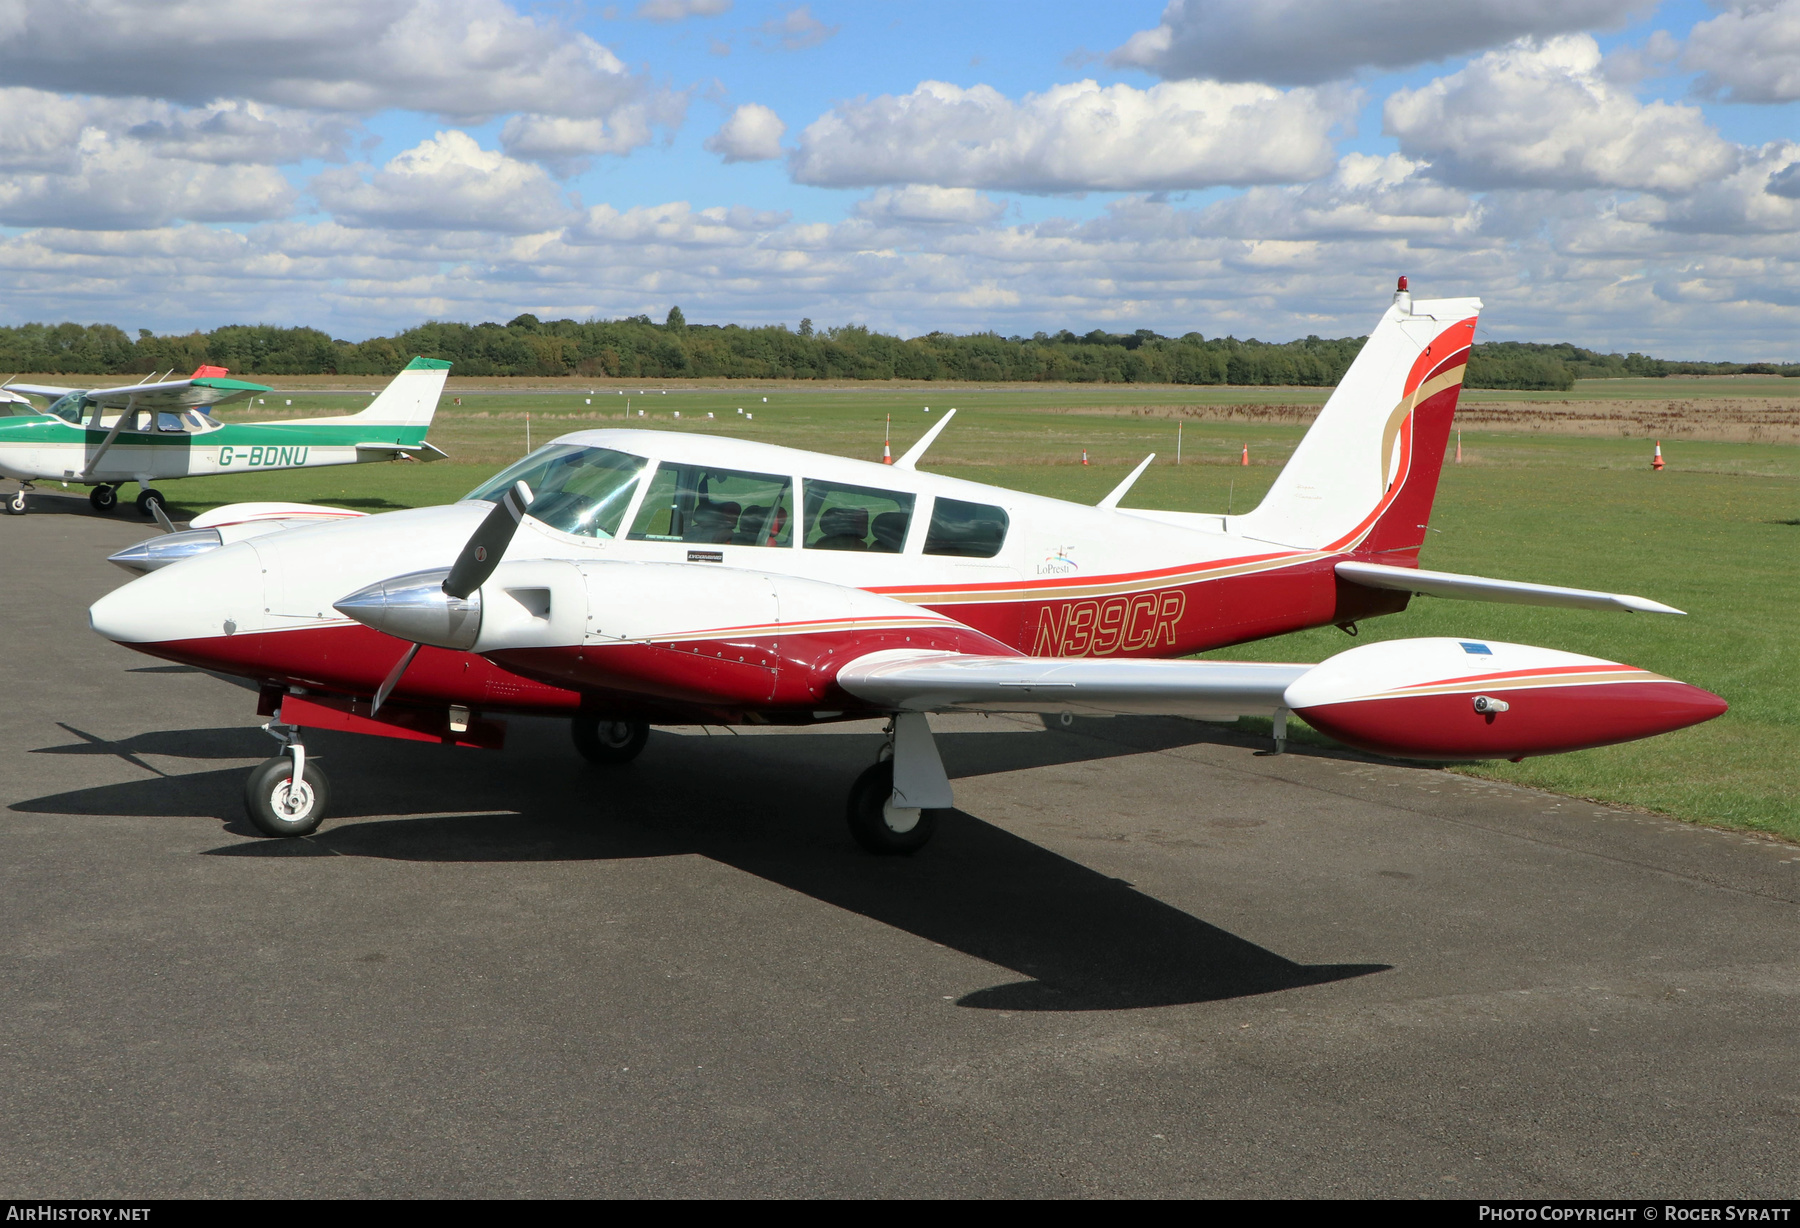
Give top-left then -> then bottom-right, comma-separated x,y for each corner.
1383,35 -> 1740,193
703,103 -> 786,162
1111,0 -> 1649,85
790,78 -> 1357,192
1685,0 -> 1800,103
853,186 -> 1006,225
0,128 -> 295,229
311,130 -> 574,233
635,0 -> 732,21
0,0 -> 672,135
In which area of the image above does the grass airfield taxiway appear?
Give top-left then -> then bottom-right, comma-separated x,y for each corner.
3,498 -> 1797,1199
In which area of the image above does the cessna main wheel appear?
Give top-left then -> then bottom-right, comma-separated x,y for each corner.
572,716 -> 649,764
846,760 -> 943,856
136,488 -> 166,518
244,755 -> 331,838
88,485 -> 117,513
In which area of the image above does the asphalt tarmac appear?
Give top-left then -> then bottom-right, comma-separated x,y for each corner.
2,497 -> 1797,1198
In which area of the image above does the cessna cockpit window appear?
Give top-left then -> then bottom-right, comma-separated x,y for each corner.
801,480 -> 915,552
46,393 -> 87,424
628,461 -> 794,546
923,497 -> 1009,558
465,444 -> 648,540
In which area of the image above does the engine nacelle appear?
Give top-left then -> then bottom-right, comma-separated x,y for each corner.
1284,637 -> 1726,760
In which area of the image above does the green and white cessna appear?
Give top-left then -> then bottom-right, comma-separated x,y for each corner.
0,356 -> 451,517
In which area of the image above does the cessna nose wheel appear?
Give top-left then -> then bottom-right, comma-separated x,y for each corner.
88,485 -> 117,513
572,716 -> 650,764
5,489 -> 24,515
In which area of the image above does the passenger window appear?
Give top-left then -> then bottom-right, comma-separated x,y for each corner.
802,480 -> 915,552
157,411 -> 187,432
923,497 -> 1009,558
628,461 -> 794,547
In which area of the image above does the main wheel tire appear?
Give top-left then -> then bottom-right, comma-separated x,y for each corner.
572,715 -> 649,764
136,487 -> 166,518
89,485 -> 117,513
846,760 -> 941,855
4,490 -> 24,515
243,755 -> 330,838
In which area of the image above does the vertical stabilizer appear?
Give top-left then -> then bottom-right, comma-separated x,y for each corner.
1232,283 -> 1480,558
302,356 -> 450,428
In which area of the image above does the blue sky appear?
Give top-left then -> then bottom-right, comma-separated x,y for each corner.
0,0 -> 1798,357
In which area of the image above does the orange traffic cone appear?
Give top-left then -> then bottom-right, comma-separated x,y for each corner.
1652,441 -> 1664,471
882,414 -> 893,464
1082,450 -> 1089,466
1240,444 -> 1250,466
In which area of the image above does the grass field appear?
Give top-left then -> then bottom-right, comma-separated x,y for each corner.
74,382 -> 1800,842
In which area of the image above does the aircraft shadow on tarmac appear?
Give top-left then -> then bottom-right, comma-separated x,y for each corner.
15,716 -> 1389,1011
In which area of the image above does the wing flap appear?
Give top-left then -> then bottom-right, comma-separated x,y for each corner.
1335,560 -> 1684,615
837,649 -> 1309,718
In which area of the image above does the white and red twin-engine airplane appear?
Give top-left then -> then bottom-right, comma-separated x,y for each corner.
89,281 -> 1726,849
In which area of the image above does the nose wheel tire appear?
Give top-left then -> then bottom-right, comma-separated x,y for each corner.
4,490 -> 24,515
572,716 -> 650,764
136,488 -> 166,518
244,755 -> 330,838
89,485 -> 117,513
847,760 -> 941,855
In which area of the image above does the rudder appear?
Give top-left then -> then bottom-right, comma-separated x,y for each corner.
1232,282 -> 1480,560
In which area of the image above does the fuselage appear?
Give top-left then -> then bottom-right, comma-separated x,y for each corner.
90,428 -> 1408,725
0,407 -> 430,485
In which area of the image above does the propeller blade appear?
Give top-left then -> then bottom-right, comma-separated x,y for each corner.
442,480 -> 532,600
371,641 -> 421,716
150,501 -> 176,534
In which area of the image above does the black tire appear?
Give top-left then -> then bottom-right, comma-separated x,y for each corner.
4,490 -> 24,515
846,760 -> 941,855
89,485 -> 117,513
136,488 -> 166,518
243,755 -> 330,838
571,715 -> 649,764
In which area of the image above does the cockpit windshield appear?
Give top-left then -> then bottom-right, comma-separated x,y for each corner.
46,392 -> 88,424
463,444 -> 648,540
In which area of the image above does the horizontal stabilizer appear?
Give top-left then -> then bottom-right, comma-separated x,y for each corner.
836,649 -> 1308,719
1336,560 -> 1684,615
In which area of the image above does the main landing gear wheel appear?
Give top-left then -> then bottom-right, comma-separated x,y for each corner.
244,755 -> 331,838
136,487 -> 166,518
4,490 -> 25,515
88,485 -> 117,513
572,716 -> 649,764
846,760 -> 942,856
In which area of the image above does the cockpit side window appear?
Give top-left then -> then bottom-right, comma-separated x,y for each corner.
801,480 -> 915,552
628,461 -> 794,547
923,497 -> 1010,559
464,443 -> 649,540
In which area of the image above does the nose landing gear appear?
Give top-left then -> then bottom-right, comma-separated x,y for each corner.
572,715 -> 650,764
4,486 -> 27,515
245,722 -> 329,837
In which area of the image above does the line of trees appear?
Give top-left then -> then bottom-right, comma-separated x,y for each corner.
1,313 -> 1792,390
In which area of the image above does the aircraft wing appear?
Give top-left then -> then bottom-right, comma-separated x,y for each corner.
1335,560 -> 1684,615
7,383 -> 77,399
84,375 -> 273,411
836,649 -> 1309,719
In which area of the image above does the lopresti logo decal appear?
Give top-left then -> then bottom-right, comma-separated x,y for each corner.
1033,589 -> 1186,655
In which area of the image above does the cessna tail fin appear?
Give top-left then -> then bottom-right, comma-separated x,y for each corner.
1233,280 -> 1480,559
298,356 -> 450,428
